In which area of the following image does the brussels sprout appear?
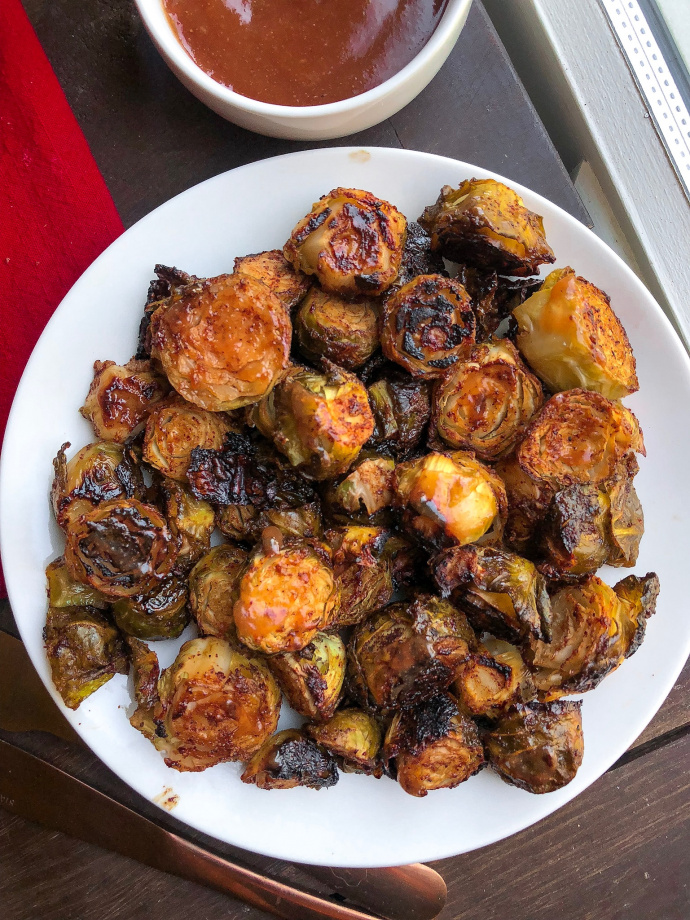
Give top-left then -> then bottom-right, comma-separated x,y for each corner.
142,395 -> 234,482
44,605 -> 127,710
453,638 -> 536,719
327,526 -> 397,628
46,557 -> 109,609
383,694 -> 485,797
526,573 -> 659,700
456,266 -> 541,340
394,451 -> 507,549
267,632 -> 346,721
233,249 -> 311,312
483,701 -> 584,794
147,637 -> 281,771
249,362 -> 375,481
419,179 -> 555,276
389,221 -> 447,293
306,709 -> 383,775
112,577 -> 189,640
295,287 -> 380,369
150,273 -> 292,411
367,376 -> 432,458
64,498 -> 179,599
136,264 -> 200,359
241,729 -> 339,790
234,539 -> 338,654
431,340 -> 543,461
513,267 -> 639,399
432,545 -> 551,643
494,453 -> 555,555
80,358 -> 170,443
51,441 -> 144,530
188,544 -> 248,641
381,275 -> 476,379
283,188 -> 407,297
348,595 -> 476,711
126,636 -> 160,711
323,455 -> 396,526
161,479 -> 215,573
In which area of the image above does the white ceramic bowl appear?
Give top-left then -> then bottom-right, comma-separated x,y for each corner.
134,0 -> 472,140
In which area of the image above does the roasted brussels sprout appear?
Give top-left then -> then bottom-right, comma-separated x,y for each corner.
323,454 -> 396,525
394,451 -> 507,549
51,441 -> 144,529
348,595 -> 476,711
295,287 -> 380,369
453,638 -> 536,719
327,526 -> 397,627
367,375 -> 432,458
494,453 -> 556,555
284,188 -> 406,297
241,729 -> 339,790
233,539 -> 338,654
111,577 -> 189,640
150,273 -> 292,411
526,573 -> 659,699
64,498 -> 178,599
390,221 -> 447,292
80,358 -> 170,443
306,709 -> 383,775
456,266 -> 541,340
142,395 -> 234,482
233,249 -> 311,311
149,637 -> 281,771
483,701 -> 584,794
137,264 -> 200,359
126,636 -> 160,712
249,362 -> 375,481
383,694 -> 485,797
188,543 -> 248,641
46,556 -> 108,609
267,632 -> 346,721
419,179 -> 555,276
513,267 -> 638,398
381,275 -> 476,379
161,479 -> 215,573
44,605 -> 127,709
431,340 -> 543,461
432,545 -> 551,643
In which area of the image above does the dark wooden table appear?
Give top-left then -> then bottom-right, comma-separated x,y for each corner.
2,1 -> 689,918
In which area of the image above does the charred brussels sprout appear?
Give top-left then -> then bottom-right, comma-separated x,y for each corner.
283,188 -> 406,297
46,557 -> 108,609
383,694 -> 485,797
323,455 -> 396,525
432,340 -> 543,461
513,267 -> 638,398
148,637 -> 281,771
112,577 -> 189,640
127,636 -> 160,712
44,605 -> 127,710
390,221 -> 447,292
80,358 -> 170,443
453,638 -> 536,719
367,376 -> 432,458
484,701 -> 584,794
241,729 -> 339,790
267,632 -> 346,721
188,544 -> 248,641
295,287 -> 380,369
150,273 -> 292,411
233,249 -> 311,312
381,275 -> 476,379
348,595 -> 476,711
494,453 -> 556,555
419,179 -> 555,276
306,709 -> 382,775
161,479 -> 215,573
249,362 -> 374,481
394,451 -> 507,549
137,265 -> 200,359
327,526 -> 397,628
456,266 -> 541,340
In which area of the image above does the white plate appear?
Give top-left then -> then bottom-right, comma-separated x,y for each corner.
2,147 -> 689,868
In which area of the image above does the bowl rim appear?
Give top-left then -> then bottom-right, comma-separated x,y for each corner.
134,0 -> 473,118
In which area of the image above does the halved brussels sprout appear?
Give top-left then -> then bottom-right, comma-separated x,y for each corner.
112,577 -> 189,640
51,441 -> 144,530
142,395 -> 234,482
283,188 -> 407,297
367,376 -> 432,458
419,179 -> 555,276
150,273 -> 292,411
526,573 -> 659,700
267,632 -> 346,721
233,249 -> 311,311
383,694 -> 485,797
161,479 -> 215,573
484,701 -> 584,794
44,605 -> 127,710
306,709 -> 383,775
327,526 -> 397,628
453,638 -> 536,719
389,221 -> 447,292
323,456 -> 396,526
80,358 -> 170,443
381,275 -> 476,379
432,340 -> 543,461
394,451 -> 507,549
233,539 -> 338,654
64,498 -> 178,599
46,556 -> 109,609
149,637 -> 281,771
249,362 -> 375,481
188,543 -> 248,641
241,729 -> 339,790
432,545 -> 551,643
456,266 -> 541,340
494,453 -> 556,555
126,636 -> 160,712
137,264 -> 199,359
295,287 -> 380,369
348,595 -> 476,711
513,267 -> 638,398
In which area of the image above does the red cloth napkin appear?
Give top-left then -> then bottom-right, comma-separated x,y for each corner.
0,0 -> 124,596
